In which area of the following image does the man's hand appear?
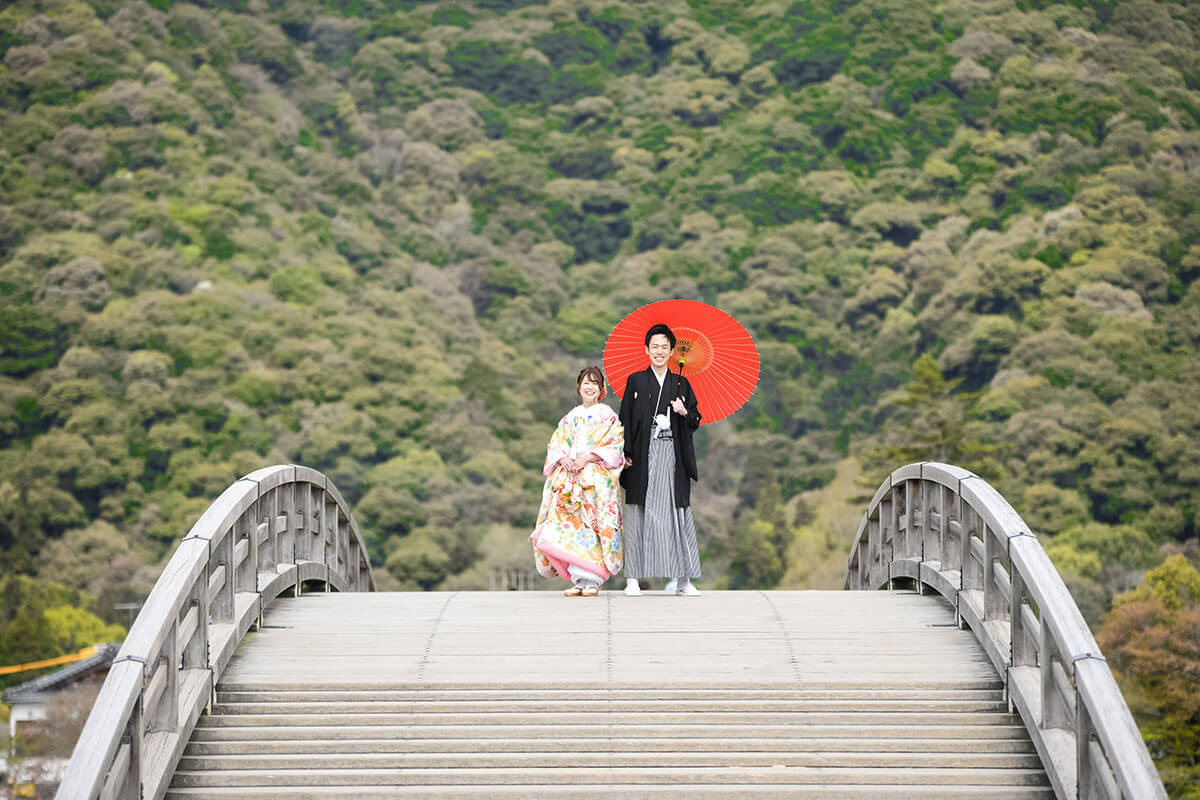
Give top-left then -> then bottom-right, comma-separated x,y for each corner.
670,398 -> 687,416
623,455 -> 633,468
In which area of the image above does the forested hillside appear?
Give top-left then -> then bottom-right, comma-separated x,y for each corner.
0,0 -> 1198,788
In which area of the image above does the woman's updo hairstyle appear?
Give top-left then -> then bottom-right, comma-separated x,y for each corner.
577,365 -> 606,400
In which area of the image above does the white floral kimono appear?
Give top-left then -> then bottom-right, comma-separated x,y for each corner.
530,403 -> 624,583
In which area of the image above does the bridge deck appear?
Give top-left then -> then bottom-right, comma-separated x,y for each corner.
222,589 -> 998,686
168,591 -> 1048,798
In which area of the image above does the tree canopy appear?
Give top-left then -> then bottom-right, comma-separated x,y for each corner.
1,0 -> 1198,786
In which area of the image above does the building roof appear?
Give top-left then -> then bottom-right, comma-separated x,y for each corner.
2,643 -> 120,705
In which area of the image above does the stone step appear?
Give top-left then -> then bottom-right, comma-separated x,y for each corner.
215,687 -> 1006,703
189,722 -> 1033,741
172,590 -> 1049,798
217,679 -> 1006,692
170,765 -> 1051,788
195,710 -> 1023,727
185,736 -> 1037,756
164,783 -> 1056,799
176,751 -> 1046,771
212,698 -> 1009,714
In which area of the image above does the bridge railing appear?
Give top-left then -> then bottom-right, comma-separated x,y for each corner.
844,462 -> 1165,800
57,465 -> 374,800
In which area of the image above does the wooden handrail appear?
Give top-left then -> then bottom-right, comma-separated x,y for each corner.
56,465 -> 375,800
844,462 -> 1166,800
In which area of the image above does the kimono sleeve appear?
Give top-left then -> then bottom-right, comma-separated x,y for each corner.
589,411 -> 625,471
543,416 -> 571,476
680,377 -> 702,431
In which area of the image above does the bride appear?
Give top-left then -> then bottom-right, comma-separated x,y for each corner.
529,366 -> 625,597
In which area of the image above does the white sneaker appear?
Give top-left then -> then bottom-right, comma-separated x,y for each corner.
676,582 -> 701,597
663,579 -> 678,593
623,579 -> 642,597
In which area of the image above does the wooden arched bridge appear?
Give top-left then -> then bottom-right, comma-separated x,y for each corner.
58,464 -> 1165,799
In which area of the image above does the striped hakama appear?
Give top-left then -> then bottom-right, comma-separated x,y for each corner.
624,435 -> 701,580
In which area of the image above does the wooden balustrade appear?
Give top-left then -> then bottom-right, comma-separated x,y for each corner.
57,465 -> 375,800
844,462 -> 1165,800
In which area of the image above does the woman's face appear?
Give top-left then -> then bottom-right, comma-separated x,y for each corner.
646,333 -> 673,369
579,377 -> 602,404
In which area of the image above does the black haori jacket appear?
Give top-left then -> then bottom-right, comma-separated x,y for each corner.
618,367 -> 702,508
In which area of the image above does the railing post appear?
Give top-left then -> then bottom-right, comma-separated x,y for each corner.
237,512 -> 257,599
148,634 -> 177,734
1077,690 -> 1095,799
1011,570 -> 1032,667
1041,622 -> 1069,730
256,485 -> 272,575
275,484 -> 293,572
867,512 -> 880,588
886,492 -> 898,589
183,578 -> 207,670
319,491 -> 333,592
984,527 -> 1002,620
958,489 -> 970,590
941,485 -> 958,573
212,529 -> 234,624
300,482 -> 309,565
119,697 -> 142,800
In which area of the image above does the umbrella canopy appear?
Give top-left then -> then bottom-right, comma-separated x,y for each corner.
603,300 -> 759,425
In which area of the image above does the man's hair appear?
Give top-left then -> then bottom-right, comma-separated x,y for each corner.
577,365 -> 606,399
644,323 -> 676,348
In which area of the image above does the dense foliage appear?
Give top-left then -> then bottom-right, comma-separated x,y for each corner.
1099,556 -> 1200,797
0,0 -> 1198,785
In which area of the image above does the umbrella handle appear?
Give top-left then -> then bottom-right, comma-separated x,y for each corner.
675,359 -> 685,401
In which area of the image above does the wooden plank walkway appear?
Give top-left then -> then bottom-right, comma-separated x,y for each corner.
219,589 -> 999,686
168,590 -> 1050,798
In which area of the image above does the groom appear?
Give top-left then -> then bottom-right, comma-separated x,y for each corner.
618,323 -> 703,596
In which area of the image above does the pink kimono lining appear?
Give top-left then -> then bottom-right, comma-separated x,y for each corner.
529,533 -> 611,583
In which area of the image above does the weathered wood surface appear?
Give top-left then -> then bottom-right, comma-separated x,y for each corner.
169,590 -> 1050,799
57,466 -> 374,800
844,462 -> 1166,800
220,589 -> 997,686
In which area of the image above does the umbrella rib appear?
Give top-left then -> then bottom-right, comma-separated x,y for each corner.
695,370 -> 732,423
709,369 -> 742,422
713,363 -> 761,384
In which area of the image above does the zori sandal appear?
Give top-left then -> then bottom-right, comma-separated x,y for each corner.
581,586 -> 600,597
563,586 -> 584,597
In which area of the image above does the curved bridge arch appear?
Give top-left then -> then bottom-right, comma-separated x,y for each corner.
844,462 -> 1165,800
57,465 -> 374,800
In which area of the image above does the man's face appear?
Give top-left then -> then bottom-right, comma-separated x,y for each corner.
645,333 -> 673,369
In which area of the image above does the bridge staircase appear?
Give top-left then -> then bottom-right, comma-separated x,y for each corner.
56,464 -> 1167,800
166,591 -> 1048,799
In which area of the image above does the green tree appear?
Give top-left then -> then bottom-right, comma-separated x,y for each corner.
878,355 -> 1000,478
1097,556 -> 1200,797
43,605 -> 125,652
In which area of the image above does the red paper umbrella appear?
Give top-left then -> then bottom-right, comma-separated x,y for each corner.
603,300 -> 759,425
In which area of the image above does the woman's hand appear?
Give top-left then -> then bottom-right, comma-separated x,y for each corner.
572,453 -> 601,472
564,455 -> 593,473
670,398 -> 687,416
